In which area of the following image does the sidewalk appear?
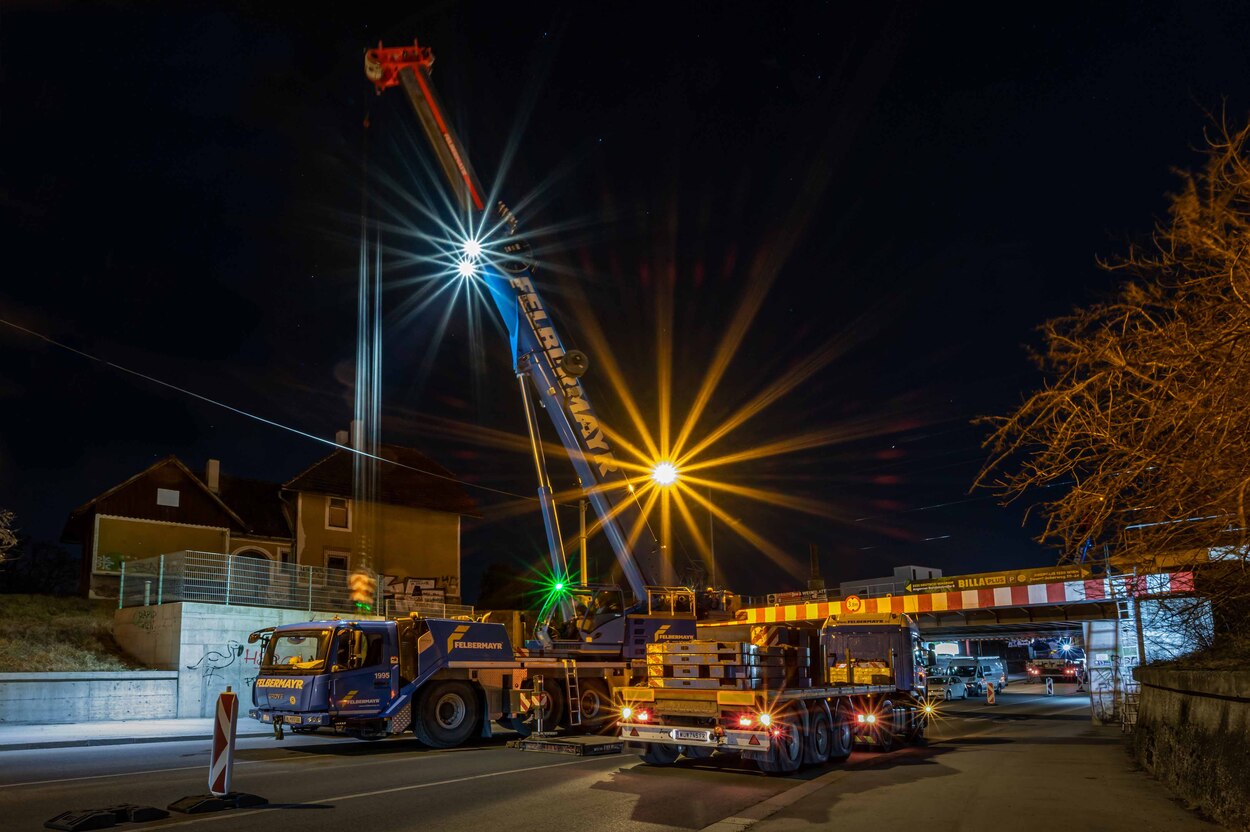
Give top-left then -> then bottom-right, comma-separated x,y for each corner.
0,718 -> 272,752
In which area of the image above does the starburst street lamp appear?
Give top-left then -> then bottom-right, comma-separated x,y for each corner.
651,461 -> 678,487
456,258 -> 477,279
462,237 -> 483,260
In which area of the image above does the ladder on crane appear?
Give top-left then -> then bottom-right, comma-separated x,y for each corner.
563,659 -> 582,728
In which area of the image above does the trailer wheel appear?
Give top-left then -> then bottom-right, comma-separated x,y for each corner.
874,699 -> 895,752
803,701 -> 832,765
828,703 -> 853,762
412,681 -> 480,748
757,714 -> 803,775
641,742 -> 681,766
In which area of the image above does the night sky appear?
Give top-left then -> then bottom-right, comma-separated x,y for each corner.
4,2 -> 1250,599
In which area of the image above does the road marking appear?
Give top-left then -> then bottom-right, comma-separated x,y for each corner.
0,761 -> 262,790
151,756 -> 616,828
0,736 -> 520,790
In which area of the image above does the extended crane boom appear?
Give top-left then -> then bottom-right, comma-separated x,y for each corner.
365,40 -> 667,604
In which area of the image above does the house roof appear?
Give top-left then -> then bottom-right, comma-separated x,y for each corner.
62,455 -> 249,542
283,444 -> 478,516
213,474 -> 290,539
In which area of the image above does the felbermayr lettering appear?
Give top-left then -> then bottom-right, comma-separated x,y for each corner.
454,641 -> 504,650
255,678 -> 305,689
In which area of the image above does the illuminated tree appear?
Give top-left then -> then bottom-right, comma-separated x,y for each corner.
978,119 -> 1250,625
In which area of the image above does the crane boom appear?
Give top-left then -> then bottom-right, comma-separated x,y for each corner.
365,40 -> 666,602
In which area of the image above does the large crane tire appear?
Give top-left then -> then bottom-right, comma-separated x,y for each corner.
412,681 -> 480,748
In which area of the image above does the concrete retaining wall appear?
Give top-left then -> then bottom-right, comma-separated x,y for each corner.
116,602 -> 374,718
0,603 -> 379,724
1134,667 -> 1250,830
0,671 -> 179,724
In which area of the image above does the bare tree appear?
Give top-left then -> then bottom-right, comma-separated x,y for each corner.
0,511 -> 16,562
978,119 -> 1250,627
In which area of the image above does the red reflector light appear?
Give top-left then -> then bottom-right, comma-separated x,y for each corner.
629,727 -> 639,737
748,735 -> 760,746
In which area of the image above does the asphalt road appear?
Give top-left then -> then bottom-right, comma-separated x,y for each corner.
0,685 -> 1214,832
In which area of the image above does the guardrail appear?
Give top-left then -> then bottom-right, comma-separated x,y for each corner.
118,551 -> 382,614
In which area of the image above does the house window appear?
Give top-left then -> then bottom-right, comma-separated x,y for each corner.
325,551 -> 350,574
156,488 -> 181,508
326,497 -> 351,530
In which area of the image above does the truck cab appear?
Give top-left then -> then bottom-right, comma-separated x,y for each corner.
248,620 -> 407,736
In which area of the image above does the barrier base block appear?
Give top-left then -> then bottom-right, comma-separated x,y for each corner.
43,809 -> 117,831
167,792 -> 267,814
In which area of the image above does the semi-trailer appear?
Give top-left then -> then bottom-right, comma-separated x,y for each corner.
615,612 -> 931,774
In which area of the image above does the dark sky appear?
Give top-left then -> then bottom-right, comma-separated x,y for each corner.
3,1 -> 1250,599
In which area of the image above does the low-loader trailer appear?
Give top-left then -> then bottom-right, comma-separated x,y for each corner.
615,612 -> 931,774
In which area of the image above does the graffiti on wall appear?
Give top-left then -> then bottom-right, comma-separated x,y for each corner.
133,608 -> 156,631
187,640 -> 262,684
382,574 -> 459,611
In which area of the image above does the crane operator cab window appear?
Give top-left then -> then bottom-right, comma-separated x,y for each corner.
331,628 -> 385,672
581,589 -> 625,632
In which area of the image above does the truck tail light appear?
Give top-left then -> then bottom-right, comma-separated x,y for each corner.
635,710 -> 650,722
738,715 -> 753,727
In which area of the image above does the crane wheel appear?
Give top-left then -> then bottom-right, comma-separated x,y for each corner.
412,681 -> 480,748
577,680 -> 611,731
526,676 -> 566,730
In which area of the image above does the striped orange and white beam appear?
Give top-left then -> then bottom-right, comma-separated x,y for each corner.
733,572 -> 1196,625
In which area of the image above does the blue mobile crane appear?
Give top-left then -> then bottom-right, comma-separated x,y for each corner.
246,38 -> 713,747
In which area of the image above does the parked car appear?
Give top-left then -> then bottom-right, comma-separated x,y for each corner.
926,673 -> 969,700
944,658 -> 1007,695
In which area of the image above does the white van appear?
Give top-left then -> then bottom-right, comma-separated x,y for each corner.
937,656 -> 1008,694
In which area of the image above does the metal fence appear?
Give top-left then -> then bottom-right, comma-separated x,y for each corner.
118,551 -> 382,615
383,598 -> 475,619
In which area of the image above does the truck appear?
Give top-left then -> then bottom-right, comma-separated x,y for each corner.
1025,657 -> 1080,681
615,612 -> 932,774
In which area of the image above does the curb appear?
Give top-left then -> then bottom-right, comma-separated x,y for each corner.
0,730 -> 272,753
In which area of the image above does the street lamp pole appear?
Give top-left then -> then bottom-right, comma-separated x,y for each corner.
708,485 -> 715,590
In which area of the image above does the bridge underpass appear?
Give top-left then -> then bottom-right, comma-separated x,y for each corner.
734,571 -> 1199,727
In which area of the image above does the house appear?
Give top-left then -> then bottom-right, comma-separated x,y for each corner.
62,442 -> 475,602
838,564 -> 943,599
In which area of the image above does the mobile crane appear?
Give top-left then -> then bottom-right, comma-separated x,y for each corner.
246,37 -> 708,747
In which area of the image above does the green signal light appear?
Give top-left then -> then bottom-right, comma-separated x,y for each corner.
554,581 -> 565,592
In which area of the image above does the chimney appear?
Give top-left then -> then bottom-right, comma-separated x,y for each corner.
806,543 -> 825,591
335,429 -> 350,446
206,459 -> 221,494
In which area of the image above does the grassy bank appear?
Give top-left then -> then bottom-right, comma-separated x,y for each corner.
0,594 -> 145,672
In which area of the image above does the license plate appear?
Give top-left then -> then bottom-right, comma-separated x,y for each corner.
285,716 -> 302,724
673,729 -> 710,742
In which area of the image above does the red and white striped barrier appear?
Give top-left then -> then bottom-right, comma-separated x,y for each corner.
209,687 -> 238,797
734,572 -> 1195,625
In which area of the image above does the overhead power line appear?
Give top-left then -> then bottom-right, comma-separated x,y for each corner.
0,316 -> 535,503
